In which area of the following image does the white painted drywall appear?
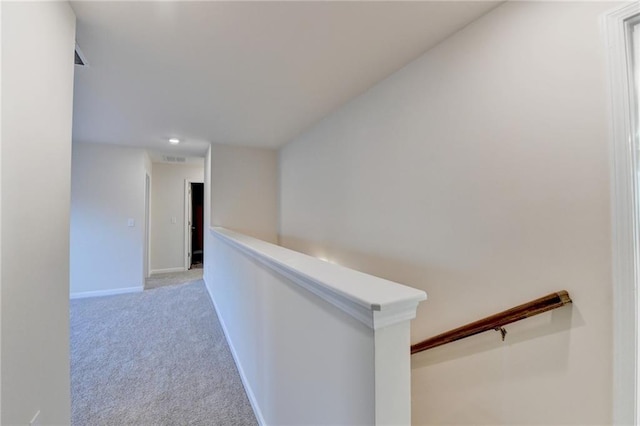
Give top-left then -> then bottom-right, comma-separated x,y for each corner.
0,2 -> 3,418
143,150 -> 153,177
210,144 -> 278,243
149,161 -> 204,273
1,2 -> 75,423
279,2 -> 619,424
206,230 -> 376,425
70,143 -> 147,296
0,1 -> 4,419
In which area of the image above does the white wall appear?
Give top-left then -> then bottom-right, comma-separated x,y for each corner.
70,143 -> 147,296
210,144 -> 278,243
207,231 -> 374,425
150,161 -> 204,273
280,2 -> 618,424
1,2 -> 4,419
1,2 -> 75,423
144,150 -> 152,177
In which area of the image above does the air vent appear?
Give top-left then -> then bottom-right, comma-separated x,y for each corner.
74,43 -> 88,67
163,156 -> 186,163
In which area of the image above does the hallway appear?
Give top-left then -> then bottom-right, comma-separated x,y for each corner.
3,1 -> 638,424
70,280 -> 256,426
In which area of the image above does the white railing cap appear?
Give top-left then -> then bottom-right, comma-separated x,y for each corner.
211,227 -> 427,329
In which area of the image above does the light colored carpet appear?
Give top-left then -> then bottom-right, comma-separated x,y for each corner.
70,280 -> 257,426
145,268 -> 204,290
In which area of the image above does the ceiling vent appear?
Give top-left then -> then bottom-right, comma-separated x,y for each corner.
163,156 -> 187,163
75,43 -> 87,67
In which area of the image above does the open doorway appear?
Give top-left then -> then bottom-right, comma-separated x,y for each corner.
144,173 -> 151,278
186,182 -> 204,269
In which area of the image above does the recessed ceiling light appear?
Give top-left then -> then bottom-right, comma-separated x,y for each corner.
169,138 -> 180,145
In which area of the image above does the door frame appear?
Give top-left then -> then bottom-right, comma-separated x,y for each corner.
604,3 -> 640,424
144,172 -> 151,279
184,179 -> 204,270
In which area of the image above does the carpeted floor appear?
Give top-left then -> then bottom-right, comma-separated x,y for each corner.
70,280 -> 257,426
145,268 -> 204,290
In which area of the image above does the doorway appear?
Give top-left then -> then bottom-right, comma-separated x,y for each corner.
186,182 -> 204,269
605,3 -> 640,424
144,173 -> 150,278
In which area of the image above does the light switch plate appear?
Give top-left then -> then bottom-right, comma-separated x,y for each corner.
127,218 -> 135,227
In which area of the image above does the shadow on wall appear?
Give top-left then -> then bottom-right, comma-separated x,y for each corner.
280,234 -> 584,373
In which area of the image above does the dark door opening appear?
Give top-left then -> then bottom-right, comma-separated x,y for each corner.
190,182 -> 204,269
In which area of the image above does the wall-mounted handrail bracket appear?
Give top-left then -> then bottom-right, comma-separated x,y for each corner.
411,290 -> 572,354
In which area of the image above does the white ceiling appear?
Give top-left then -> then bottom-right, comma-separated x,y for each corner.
71,1 -> 501,157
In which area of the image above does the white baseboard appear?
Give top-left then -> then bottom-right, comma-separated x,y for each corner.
203,277 -> 266,426
70,286 -> 143,299
150,267 -> 186,275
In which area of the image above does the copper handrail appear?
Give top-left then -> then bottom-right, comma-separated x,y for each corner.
411,290 -> 572,354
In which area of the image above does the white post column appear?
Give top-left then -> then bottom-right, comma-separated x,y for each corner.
374,320 -> 412,425
372,302 -> 422,425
